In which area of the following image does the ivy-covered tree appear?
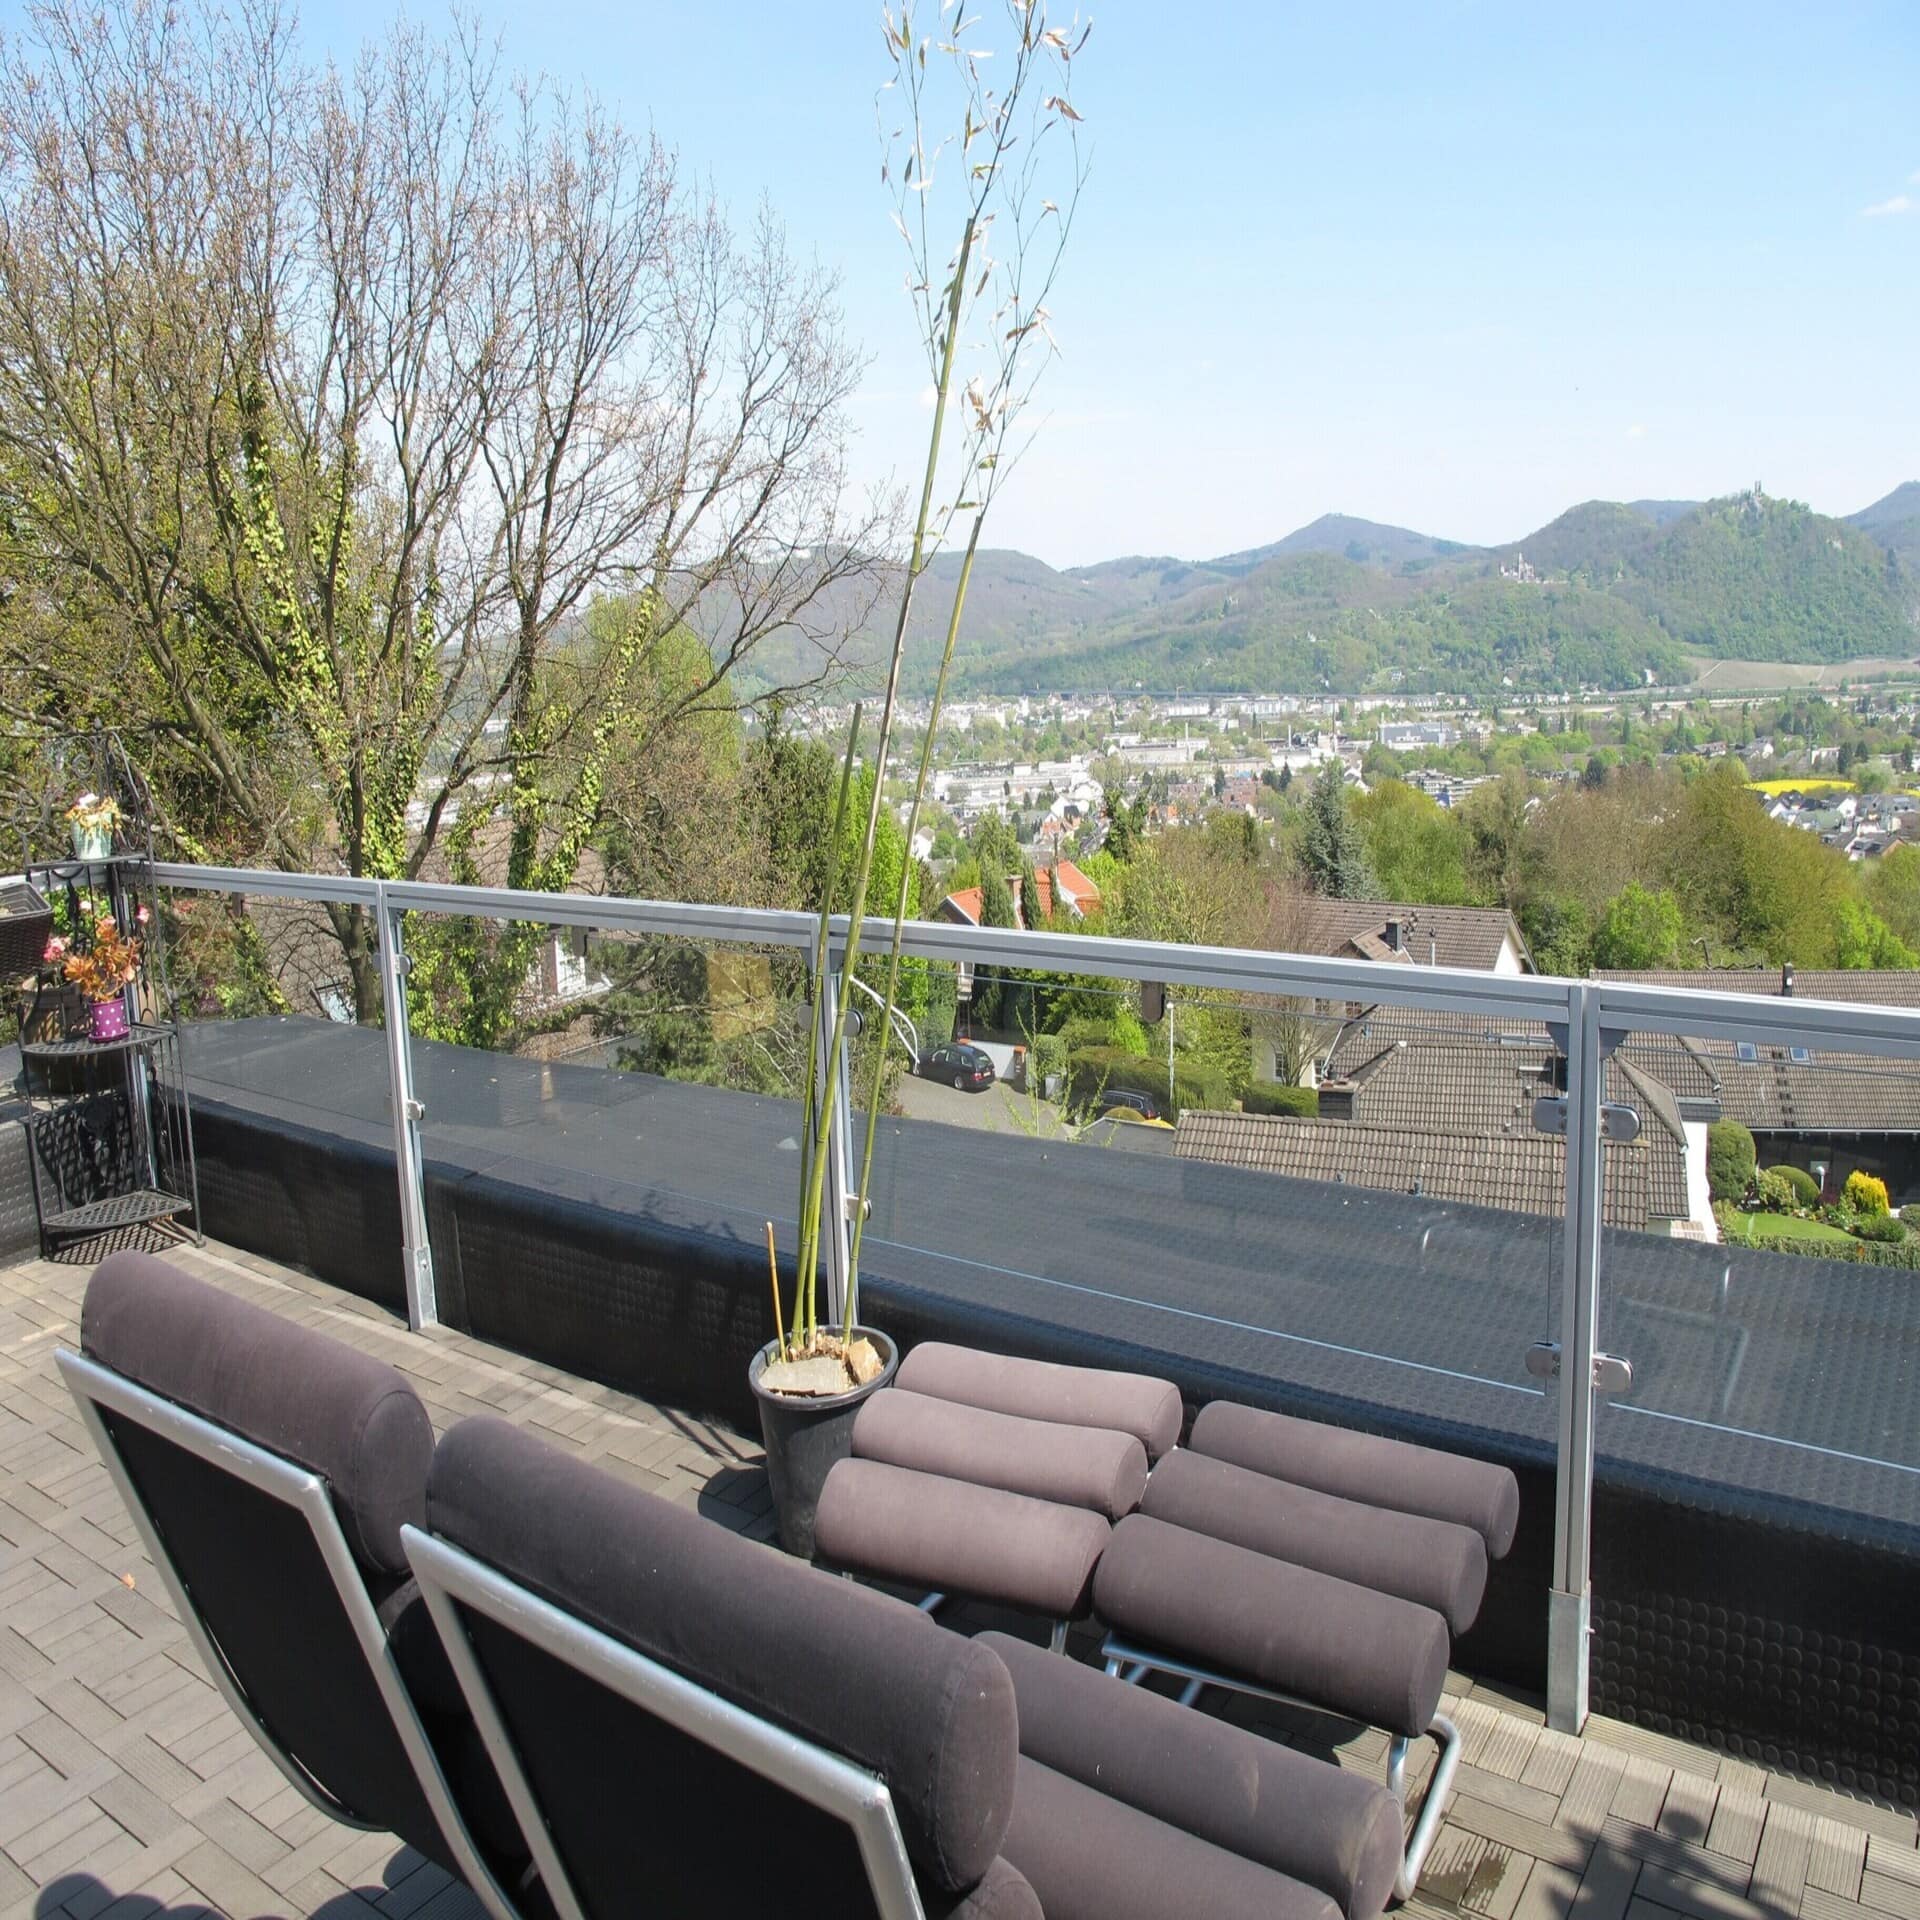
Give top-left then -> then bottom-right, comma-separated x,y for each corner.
0,0 -> 879,1029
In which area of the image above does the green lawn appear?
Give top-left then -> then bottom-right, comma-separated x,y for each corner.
1721,1209 -> 1858,1246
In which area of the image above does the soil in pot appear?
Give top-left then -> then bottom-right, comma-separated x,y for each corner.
750,1327 -> 898,1559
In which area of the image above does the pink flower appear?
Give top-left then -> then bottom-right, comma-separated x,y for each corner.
43,936 -> 65,961
135,905 -> 150,925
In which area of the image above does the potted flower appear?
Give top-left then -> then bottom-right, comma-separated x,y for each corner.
749,3 -> 1085,1557
64,793 -> 122,861
49,904 -> 146,1040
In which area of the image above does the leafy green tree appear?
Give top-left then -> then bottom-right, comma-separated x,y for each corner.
1302,763 -> 1377,899
1591,884 -> 1685,970
1101,784 -> 1145,862
1832,899 -> 1918,970
1353,780 -> 1470,904
1863,844 -> 1920,950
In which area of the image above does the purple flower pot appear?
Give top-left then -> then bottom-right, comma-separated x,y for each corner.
89,997 -> 129,1041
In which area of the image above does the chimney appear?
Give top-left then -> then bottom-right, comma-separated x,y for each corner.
1781,962 -> 1795,997
1317,1079 -> 1357,1122
1384,919 -> 1403,953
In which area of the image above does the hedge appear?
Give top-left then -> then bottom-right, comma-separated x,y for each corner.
1724,1226 -> 1920,1268
1706,1120 -> 1756,1202
1241,1083 -> 1319,1118
1067,1046 -> 1230,1120
1766,1164 -> 1820,1208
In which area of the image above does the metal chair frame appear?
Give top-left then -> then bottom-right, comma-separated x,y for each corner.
403,1525 -> 931,1920
56,1349 -> 524,1920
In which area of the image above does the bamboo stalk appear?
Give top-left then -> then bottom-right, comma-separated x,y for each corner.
794,702 -> 863,1346
847,513 -> 985,1320
795,216 -> 978,1341
765,1221 -> 787,1360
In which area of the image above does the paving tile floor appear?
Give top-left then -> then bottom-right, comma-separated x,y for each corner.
1,1236 -> 1914,1920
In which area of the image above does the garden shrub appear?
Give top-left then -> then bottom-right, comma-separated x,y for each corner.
1706,1120 -> 1756,1202
1850,1212 -> 1908,1245
1026,1032 -> 1067,1090
1241,1082 -> 1320,1118
1767,1164 -> 1819,1208
1067,1046 -> 1229,1120
1750,1169 -> 1794,1214
1844,1169 -> 1891,1216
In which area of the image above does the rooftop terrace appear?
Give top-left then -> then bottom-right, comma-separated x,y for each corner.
4,1239 -> 1919,1920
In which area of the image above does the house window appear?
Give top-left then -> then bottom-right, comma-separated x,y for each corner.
1734,1041 -> 1759,1064
1789,1045 -> 1813,1065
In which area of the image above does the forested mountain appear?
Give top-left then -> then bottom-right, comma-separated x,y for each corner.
735,487 -> 1920,699
1850,483 -> 1920,564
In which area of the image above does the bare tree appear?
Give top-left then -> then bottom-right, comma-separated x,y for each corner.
0,0 -> 884,1025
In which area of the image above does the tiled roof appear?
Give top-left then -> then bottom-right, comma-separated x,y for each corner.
1175,1112 -> 1656,1230
1594,967 -> 1920,1008
1599,970 -> 1920,1135
940,886 -> 985,926
1322,1011 -> 1693,1218
1298,899 -> 1530,972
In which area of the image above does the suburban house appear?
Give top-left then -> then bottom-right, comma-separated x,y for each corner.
1246,899 -> 1533,1088
1597,966 -> 1920,1204
1192,1005 -> 1712,1239
235,828 -> 611,1027
937,859 -> 1104,933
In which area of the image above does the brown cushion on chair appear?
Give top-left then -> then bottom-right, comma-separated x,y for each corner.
1190,1402 -> 1520,1557
853,1389 -> 1149,1520
934,1856 -> 1044,1919
981,1632 -> 1402,1920
430,1418 -> 1019,1895
1002,1756 -> 1343,1920
816,1459 -> 1110,1619
1142,1449 -> 1489,1636
1093,1514 -> 1449,1738
82,1249 -> 432,1576
898,1342 -> 1183,1460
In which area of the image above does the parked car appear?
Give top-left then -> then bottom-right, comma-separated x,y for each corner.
919,1042 -> 997,1091
1095,1086 -> 1161,1123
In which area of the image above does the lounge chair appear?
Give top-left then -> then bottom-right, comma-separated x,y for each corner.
57,1253 -> 534,1920
404,1412 -> 1408,1920
814,1342 -> 1521,1901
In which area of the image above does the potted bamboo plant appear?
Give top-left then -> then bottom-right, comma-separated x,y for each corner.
751,0 -> 1088,1556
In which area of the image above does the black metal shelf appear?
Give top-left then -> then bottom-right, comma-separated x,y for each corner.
21,1023 -> 168,1062
13,733 -> 201,1252
39,1187 -> 193,1237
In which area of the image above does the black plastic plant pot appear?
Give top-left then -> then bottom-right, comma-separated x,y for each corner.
749,1327 -> 899,1559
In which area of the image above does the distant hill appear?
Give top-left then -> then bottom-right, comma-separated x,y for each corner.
1849,482 -> 1920,564
1628,499 -> 1703,527
729,489 -> 1920,699
1214,513 -> 1479,573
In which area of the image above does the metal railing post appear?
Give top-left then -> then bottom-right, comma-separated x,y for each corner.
1548,980 -> 1604,1732
375,884 -> 437,1330
815,963 -> 855,1331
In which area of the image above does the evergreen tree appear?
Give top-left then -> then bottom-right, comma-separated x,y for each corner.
1278,762 -> 1293,793
1302,763 -> 1378,900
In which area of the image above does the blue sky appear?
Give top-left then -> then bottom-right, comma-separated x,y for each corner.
257,3 -> 1920,563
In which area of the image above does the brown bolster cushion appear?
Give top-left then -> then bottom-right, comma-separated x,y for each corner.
1190,1402 -> 1520,1558
1000,1756 -> 1344,1920
982,1631 -> 1403,1920
897,1342 -> 1183,1460
1142,1448 -> 1489,1636
853,1388 -> 1149,1520
1093,1513 -> 1450,1738
815,1458 -> 1110,1619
